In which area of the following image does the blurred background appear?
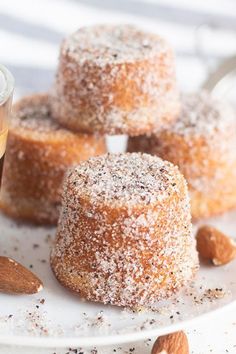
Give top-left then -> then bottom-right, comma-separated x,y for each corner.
0,0 -> 236,100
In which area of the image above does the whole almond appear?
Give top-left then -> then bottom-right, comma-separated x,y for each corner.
196,225 -> 236,266
151,331 -> 189,354
0,256 -> 43,294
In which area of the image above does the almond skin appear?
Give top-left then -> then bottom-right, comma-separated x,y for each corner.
0,256 -> 43,294
151,331 -> 189,354
196,225 -> 236,266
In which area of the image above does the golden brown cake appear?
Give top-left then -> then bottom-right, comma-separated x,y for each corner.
0,93 -> 106,224
127,91 -> 236,219
50,25 -> 179,136
51,153 -> 198,308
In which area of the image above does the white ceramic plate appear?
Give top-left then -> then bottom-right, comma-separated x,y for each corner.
0,137 -> 236,348
0,211 -> 236,349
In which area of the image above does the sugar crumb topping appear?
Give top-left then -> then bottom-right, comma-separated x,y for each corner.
11,94 -> 65,134
67,153 -> 181,207
64,24 -> 167,65
173,91 -> 236,136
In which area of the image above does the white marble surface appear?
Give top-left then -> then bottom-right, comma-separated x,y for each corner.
1,0 -> 236,353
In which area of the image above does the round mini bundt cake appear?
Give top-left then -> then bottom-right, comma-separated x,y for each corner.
50,24 -> 180,136
51,153 -> 198,308
128,91 -> 236,219
0,93 -> 106,224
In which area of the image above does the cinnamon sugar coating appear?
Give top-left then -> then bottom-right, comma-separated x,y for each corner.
128,91 -> 236,219
50,25 -> 179,135
0,93 -> 106,224
51,153 -> 198,308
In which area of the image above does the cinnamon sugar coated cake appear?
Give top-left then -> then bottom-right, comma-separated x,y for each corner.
0,94 -> 106,224
128,91 -> 236,219
51,153 -> 198,308
50,24 -> 180,135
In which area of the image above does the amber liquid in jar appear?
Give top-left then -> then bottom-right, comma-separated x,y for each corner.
0,155 -> 5,186
0,129 -> 8,186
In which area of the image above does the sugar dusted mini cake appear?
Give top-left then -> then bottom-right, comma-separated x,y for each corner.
51,153 -> 198,308
0,93 -> 106,224
128,91 -> 236,219
50,25 -> 179,136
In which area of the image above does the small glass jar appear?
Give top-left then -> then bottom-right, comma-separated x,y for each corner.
0,64 -> 14,184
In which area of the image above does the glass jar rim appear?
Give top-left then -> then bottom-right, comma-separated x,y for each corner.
0,64 -> 14,105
